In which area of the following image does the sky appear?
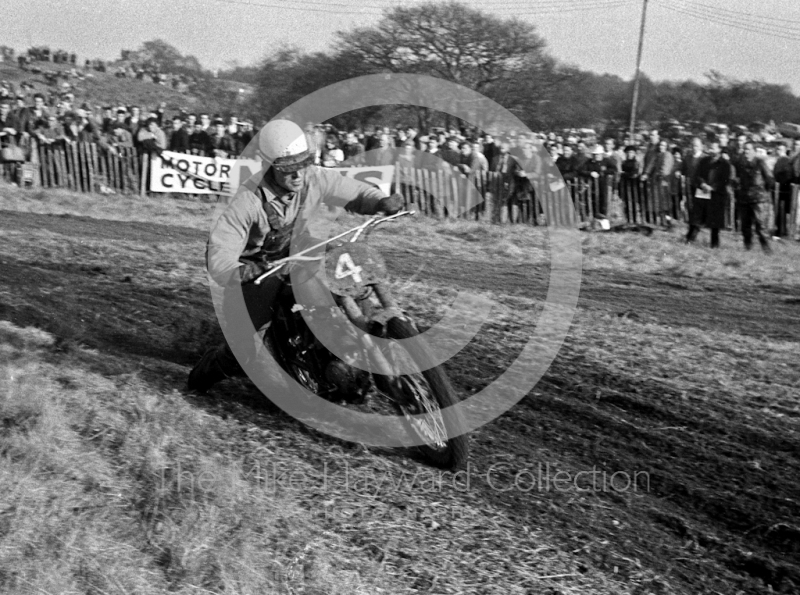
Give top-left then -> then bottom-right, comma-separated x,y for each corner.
2,0 -> 799,92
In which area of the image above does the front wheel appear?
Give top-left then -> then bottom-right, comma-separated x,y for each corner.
378,317 -> 469,470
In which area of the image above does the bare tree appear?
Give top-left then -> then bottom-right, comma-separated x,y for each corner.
336,1 -> 548,131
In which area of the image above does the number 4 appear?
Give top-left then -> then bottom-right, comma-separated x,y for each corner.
334,252 -> 363,283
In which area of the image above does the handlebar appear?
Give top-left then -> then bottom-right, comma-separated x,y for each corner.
253,210 -> 414,285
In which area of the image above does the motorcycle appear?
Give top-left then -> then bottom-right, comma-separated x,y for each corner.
253,211 -> 468,470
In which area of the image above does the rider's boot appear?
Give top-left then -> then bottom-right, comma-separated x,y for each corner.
187,344 -> 242,393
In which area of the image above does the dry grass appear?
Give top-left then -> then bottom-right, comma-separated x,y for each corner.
3,181 -> 798,287
2,184 -> 799,593
0,184 -> 217,231
0,320 -> 635,594
0,321 -> 404,594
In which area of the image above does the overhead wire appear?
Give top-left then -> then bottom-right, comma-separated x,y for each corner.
497,1 -> 636,17
682,0 -> 800,27
190,0 -> 634,17
669,0 -> 800,35
657,0 -> 800,41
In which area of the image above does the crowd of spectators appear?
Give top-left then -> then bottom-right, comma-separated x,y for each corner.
0,85 -> 256,162
305,123 -> 800,235
1,81 -> 798,241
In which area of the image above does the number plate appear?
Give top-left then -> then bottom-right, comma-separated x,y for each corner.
325,243 -> 387,297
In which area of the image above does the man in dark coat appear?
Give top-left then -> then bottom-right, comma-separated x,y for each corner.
734,142 -> 775,252
168,115 -> 191,153
438,138 -> 460,169
773,143 -> 794,237
579,145 -> 614,218
482,134 -> 499,167
619,145 -> 642,222
489,138 -> 523,218
555,144 -> 579,184
686,140 -> 730,248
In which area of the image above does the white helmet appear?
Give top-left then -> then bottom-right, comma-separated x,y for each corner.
258,119 -> 314,172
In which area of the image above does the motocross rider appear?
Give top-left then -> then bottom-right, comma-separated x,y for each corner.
188,119 -> 403,393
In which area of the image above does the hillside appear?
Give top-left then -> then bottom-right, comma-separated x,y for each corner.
0,62 -> 242,116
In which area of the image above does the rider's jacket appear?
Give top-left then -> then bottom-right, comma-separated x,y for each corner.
206,165 -> 385,285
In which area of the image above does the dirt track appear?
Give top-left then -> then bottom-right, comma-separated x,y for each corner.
1,209 -> 799,594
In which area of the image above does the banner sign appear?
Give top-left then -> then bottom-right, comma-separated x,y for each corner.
150,152 -> 395,196
332,165 -> 394,196
149,152 -> 260,195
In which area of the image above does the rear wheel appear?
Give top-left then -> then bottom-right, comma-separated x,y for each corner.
378,317 -> 468,470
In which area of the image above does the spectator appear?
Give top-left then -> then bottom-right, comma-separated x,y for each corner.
342,131 -> 366,165
490,137 -> 523,211
126,106 -> 142,133
603,138 -> 623,175
396,139 -> 417,169
491,137 -> 521,178
515,141 -> 542,181
686,140 -> 729,248
198,113 -> 211,132
112,108 -> 129,131
13,95 -> 26,114
394,128 -> 408,148
154,102 -> 167,127
236,119 -> 254,153
573,140 -> 590,173
210,119 -> 236,158
681,137 -> 705,189
63,113 -> 98,144
471,141 -> 489,171
438,138 -> 460,168
368,133 -> 395,166
189,120 -> 212,155
0,99 -> 20,150
482,133 -> 499,166
543,144 -> 566,190
511,141 -> 542,223
168,115 -> 190,153
773,143 -> 794,238
34,114 -> 64,145
642,138 -> 675,226
110,123 -> 134,150
641,130 -> 660,176
405,127 -> 421,150
580,145 -> 612,217
136,116 -> 167,154
670,147 -> 685,218
19,93 -> 49,135
457,141 -> 484,175
791,138 -> 800,191
320,135 -> 344,167
363,127 -> 381,152
735,141 -> 775,252
556,144 -> 579,184
99,106 -> 115,134
620,145 -> 642,220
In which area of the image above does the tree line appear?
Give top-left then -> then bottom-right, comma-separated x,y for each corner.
217,1 -> 800,134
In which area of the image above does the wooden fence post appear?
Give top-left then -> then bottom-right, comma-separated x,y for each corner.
140,153 -> 149,197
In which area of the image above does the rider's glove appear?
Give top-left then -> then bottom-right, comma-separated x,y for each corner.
375,193 -> 403,216
238,260 -> 271,284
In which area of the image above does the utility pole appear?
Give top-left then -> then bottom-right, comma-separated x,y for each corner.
629,0 -> 649,143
